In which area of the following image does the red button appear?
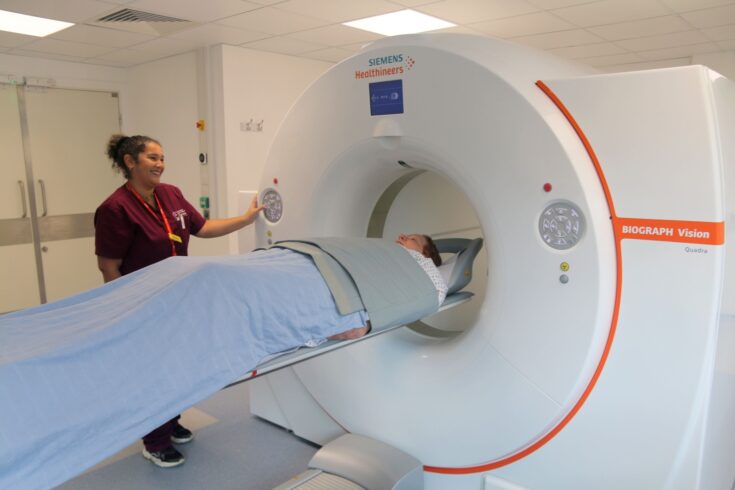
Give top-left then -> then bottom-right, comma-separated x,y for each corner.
543,183 -> 552,192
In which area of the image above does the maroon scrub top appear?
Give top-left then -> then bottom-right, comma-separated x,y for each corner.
95,183 -> 206,275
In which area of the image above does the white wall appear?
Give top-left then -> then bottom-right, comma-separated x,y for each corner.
213,45 -> 332,254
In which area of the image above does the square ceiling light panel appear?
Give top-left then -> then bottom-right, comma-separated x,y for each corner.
343,9 -> 455,36
0,9 -> 73,37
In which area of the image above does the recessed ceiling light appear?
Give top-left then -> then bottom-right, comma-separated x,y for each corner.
343,9 -> 455,36
0,9 -> 74,37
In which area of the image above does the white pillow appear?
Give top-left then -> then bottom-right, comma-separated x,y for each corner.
438,254 -> 456,288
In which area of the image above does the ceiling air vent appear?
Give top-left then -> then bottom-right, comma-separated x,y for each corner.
98,9 -> 188,24
91,9 -> 196,35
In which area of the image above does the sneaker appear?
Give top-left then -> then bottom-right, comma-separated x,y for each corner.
142,446 -> 185,468
171,424 -> 194,444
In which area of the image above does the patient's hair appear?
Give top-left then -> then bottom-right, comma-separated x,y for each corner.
106,134 -> 161,179
422,235 -> 442,267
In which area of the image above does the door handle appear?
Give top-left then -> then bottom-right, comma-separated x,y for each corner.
18,180 -> 27,218
38,179 -> 48,217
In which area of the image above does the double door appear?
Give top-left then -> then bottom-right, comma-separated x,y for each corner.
0,83 -> 122,313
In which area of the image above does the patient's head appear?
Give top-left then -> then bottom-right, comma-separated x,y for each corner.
396,234 -> 442,267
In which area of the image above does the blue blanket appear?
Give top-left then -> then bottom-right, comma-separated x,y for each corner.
0,249 -> 368,490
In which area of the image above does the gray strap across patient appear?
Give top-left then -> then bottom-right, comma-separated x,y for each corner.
272,241 -> 364,315
272,237 -> 438,330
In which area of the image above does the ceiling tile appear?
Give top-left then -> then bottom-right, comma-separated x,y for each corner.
3,0 -> 733,75
658,0 -> 735,13
552,0 -> 671,27
0,31 -> 37,49
469,11 -> 574,38
434,25 -> 484,34
511,28 -> 604,49
416,0 -> 538,24
340,41 -> 371,52
548,41 -> 626,59
681,4 -> 735,27
287,24 -> 383,46
16,37 -> 114,57
241,35 -> 326,54
7,48 -> 89,62
601,57 -> 691,72
0,0 -> 115,23
702,24 -> 735,40
388,0 -> 444,6
579,51 -> 645,66
637,41 -> 720,60
82,57 -> 134,67
275,0 -> 401,23
588,15 -> 691,41
88,49 -> 154,66
49,24 -> 156,48
302,46 -> 353,62
616,30 -> 709,51
526,0 -> 601,7
167,24 -> 270,45
129,36 -> 200,55
126,0 -> 262,22
88,46 -> 170,65
217,7 -> 329,35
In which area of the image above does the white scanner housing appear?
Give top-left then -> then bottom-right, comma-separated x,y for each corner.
251,34 -> 735,489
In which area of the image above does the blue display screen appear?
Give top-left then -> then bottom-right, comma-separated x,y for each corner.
369,79 -> 404,116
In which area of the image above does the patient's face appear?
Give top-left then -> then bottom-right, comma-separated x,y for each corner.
396,234 -> 427,255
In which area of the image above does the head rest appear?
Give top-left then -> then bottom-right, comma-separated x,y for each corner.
434,237 -> 484,294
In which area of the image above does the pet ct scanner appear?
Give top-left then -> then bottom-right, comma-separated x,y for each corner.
250,34 -> 735,489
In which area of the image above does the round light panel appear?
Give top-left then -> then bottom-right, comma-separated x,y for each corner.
261,189 -> 283,223
539,200 -> 586,250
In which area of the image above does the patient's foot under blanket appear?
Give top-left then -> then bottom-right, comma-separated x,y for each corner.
0,249 -> 367,490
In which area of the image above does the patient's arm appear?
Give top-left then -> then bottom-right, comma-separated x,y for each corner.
327,322 -> 371,341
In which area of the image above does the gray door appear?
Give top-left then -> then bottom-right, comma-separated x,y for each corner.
0,83 -> 122,313
0,84 -> 39,312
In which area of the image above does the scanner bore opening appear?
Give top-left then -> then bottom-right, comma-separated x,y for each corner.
367,168 -> 487,336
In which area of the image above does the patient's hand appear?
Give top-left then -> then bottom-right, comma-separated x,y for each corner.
327,324 -> 370,341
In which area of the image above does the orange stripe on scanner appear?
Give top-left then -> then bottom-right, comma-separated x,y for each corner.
424,79 -> 624,475
615,218 -> 724,245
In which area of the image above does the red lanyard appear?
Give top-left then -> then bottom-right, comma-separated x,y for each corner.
126,183 -> 178,256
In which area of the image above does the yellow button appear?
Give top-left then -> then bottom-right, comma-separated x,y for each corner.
266,230 -> 272,237
560,262 -> 570,272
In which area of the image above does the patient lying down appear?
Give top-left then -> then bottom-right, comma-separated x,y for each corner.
325,233 -> 446,341
0,235 -> 447,489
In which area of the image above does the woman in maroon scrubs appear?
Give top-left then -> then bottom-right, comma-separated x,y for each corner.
94,134 -> 263,468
